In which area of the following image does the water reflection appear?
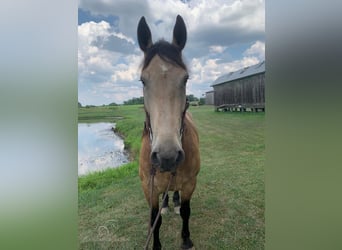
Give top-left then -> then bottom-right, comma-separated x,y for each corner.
78,123 -> 129,176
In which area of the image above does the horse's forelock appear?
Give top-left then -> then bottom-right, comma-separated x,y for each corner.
142,40 -> 187,71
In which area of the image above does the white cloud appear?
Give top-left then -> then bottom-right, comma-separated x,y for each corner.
110,55 -> 142,82
78,21 -> 143,105
209,45 -> 226,54
244,41 -> 265,60
185,37 -> 265,97
189,55 -> 260,87
79,0 -> 264,45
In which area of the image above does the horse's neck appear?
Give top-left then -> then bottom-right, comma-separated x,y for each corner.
183,113 -> 198,139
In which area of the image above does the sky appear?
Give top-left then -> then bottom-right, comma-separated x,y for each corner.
78,0 -> 265,105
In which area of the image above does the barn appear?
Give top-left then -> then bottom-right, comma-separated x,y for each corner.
205,90 -> 214,105
211,61 -> 265,112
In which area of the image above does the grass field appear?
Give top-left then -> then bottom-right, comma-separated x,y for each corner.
78,105 -> 265,249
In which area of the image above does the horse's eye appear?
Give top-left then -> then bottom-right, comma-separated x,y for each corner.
140,77 -> 146,86
183,75 -> 189,85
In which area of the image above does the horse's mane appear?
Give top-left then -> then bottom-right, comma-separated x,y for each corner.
142,40 -> 187,71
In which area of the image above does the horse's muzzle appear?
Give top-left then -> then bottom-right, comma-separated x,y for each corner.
151,148 -> 185,172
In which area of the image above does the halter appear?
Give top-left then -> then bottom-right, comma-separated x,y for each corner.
144,99 -> 189,144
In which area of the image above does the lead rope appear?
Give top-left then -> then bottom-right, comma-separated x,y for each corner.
146,167 -> 156,239
144,171 -> 175,250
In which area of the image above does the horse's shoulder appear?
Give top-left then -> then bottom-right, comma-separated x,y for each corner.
185,112 -> 194,124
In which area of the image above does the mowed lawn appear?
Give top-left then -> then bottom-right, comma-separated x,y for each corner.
78,105 -> 264,249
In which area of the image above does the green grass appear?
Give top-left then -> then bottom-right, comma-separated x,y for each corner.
78,105 -> 264,249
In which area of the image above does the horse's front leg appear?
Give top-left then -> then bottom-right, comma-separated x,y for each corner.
180,200 -> 193,249
151,202 -> 162,250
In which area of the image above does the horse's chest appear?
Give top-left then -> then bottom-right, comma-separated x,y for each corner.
154,174 -> 184,193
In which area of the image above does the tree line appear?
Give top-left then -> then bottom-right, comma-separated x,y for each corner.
78,94 -> 204,108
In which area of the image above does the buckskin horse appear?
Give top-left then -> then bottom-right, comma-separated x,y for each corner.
137,15 -> 200,250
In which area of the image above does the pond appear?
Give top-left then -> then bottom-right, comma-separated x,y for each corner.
78,122 -> 129,176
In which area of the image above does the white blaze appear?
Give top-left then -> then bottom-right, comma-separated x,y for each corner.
160,63 -> 168,73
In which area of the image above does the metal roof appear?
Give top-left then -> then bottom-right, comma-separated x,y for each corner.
211,60 -> 265,87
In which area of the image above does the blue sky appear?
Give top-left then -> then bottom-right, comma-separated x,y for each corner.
78,0 -> 265,105
78,9 -> 119,25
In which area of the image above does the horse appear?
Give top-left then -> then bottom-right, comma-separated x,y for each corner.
137,15 -> 200,250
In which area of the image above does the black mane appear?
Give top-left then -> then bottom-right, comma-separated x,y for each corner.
142,40 -> 187,70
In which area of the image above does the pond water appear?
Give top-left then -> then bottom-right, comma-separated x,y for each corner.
78,123 -> 129,176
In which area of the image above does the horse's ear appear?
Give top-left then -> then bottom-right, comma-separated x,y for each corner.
137,16 -> 153,52
172,15 -> 187,51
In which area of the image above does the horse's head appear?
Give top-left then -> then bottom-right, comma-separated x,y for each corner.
137,15 -> 188,173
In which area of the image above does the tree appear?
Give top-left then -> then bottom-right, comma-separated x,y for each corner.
78,102 -> 82,108
123,96 -> 144,105
199,97 -> 205,105
186,94 -> 199,102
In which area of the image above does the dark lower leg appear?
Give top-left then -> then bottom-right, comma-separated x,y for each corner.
151,207 -> 162,250
162,192 -> 169,208
173,191 -> 180,207
180,200 -> 193,249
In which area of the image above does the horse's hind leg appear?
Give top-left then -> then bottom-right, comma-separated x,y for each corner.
161,192 -> 169,214
173,191 -> 180,214
180,200 -> 193,249
151,206 -> 162,250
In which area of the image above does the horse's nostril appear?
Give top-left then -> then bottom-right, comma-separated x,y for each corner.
151,151 -> 160,166
175,150 -> 185,165
151,148 -> 184,170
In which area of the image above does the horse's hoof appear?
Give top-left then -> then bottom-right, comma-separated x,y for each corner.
161,207 -> 169,214
181,238 -> 194,249
174,205 -> 180,214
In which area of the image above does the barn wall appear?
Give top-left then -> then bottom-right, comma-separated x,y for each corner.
213,73 -> 265,108
205,91 -> 214,105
